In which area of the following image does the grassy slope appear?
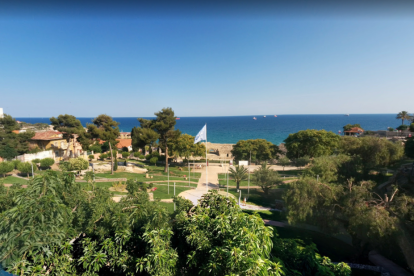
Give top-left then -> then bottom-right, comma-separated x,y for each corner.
1,176 -> 29,184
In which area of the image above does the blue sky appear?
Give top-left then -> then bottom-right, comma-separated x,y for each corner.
1,1 -> 414,117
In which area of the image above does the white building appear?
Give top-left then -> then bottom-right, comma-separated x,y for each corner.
0,108 -> 3,118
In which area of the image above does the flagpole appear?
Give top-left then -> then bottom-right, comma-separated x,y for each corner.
206,124 -> 208,192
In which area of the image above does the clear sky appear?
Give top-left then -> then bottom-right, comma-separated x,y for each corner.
1,0 -> 414,117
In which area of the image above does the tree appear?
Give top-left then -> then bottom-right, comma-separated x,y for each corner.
131,126 -> 159,155
405,137 -> 414,158
284,129 -> 340,159
17,162 -> 37,177
396,111 -> 412,125
99,153 -> 108,160
277,156 -> 290,171
0,162 -> 14,177
150,156 -> 158,166
69,157 -> 89,174
343,123 -> 362,132
40,158 -> 55,169
86,115 -> 120,175
50,114 -> 85,158
0,145 -> 18,160
121,152 -> 129,159
231,139 -> 281,163
0,114 -> 19,133
88,154 -> 94,161
11,159 -> 21,170
113,156 -> 118,171
396,125 -> 409,131
89,142 -> 102,153
295,156 -> 311,169
172,133 -> 206,162
253,162 -> 282,195
229,165 -> 248,190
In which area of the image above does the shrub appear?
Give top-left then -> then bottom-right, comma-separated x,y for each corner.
139,154 -> 145,159
69,157 -> 89,173
410,123 -> 414,132
89,143 -> 102,154
32,159 -> 41,164
133,152 -> 140,157
17,162 -> 37,177
88,155 -> 94,161
122,152 -> 130,159
151,151 -> 160,158
296,156 -> 310,168
99,153 -> 108,160
111,181 -> 127,192
0,161 -> 14,177
39,158 -> 55,169
145,154 -> 151,160
397,124 -> 409,131
59,161 -> 71,171
11,160 -> 21,170
114,158 -> 118,171
388,127 -> 395,131
150,157 -> 158,166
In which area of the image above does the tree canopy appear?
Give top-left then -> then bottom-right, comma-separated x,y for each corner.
343,124 -> 362,132
253,162 -> 282,195
284,129 -> 340,159
396,111 -> 412,125
231,139 -> 281,163
172,133 -> 205,162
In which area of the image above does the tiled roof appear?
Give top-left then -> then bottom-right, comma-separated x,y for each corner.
345,127 -> 364,133
31,131 -> 63,140
116,139 -> 132,148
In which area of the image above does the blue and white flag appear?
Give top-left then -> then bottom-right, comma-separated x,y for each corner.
194,124 -> 207,144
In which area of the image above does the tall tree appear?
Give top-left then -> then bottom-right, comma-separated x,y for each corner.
86,115 -> 120,174
0,114 -> 19,133
131,126 -> 159,155
284,129 -> 340,159
172,133 -> 206,162
50,114 -> 85,158
229,165 -> 248,190
396,111 -> 412,125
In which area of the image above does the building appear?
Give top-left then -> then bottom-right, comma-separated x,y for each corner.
30,131 -> 84,160
118,132 -> 131,139
344,127 -> 364,136
116,139 -> 133,152
0,107 -> 3,119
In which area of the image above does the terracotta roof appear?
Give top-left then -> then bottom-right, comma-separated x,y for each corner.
116,139 -> 132,148
345,127 -> 364,133
31,131 -> 63,140
12,130 -> 19,134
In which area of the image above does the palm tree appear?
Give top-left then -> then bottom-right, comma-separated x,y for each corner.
229,165 -> 248,191
254,162 -> 282,195
396,111 -> 412,125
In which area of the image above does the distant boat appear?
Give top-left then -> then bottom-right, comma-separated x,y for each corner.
253,117 -> 257,120
263,115 -> 266,118
345,114 -> 349,116
176,118 -> 180,120
274,115 -> 277,117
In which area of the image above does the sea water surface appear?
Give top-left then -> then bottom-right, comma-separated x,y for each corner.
17,114 -> 399,145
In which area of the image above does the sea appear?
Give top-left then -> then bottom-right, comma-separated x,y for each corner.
16,114 -> 400,145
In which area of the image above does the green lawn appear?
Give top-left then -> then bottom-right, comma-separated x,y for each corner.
95,171 -> 199,183
217,173 -> 297,187
158,202 -> 175,213
1,176 -> 29,184
152,185 -> 193,200
243,210 -> 284,221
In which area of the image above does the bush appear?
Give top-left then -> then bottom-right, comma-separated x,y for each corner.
17,162 -> 37,177
89,143 -> 102,154
39,158 -> 55,169
59,161 -> 71,171
145,154 -> 152,160
410,123 -> 414,132
150,157 -> 158,166
388,127 -> 395,131
139,154 -> 145,159
122,152 -> 130,159
88,155 -> 94,161
69,157 -> 89,173
0,161 -> 14,177
296,156 -> 310,168
396,125 -> 409,131
99,153 -> 108,160
32,159 -> 41,164
133,152 -> 140,158
11,159 -> 21,170
151,151 -> 160,158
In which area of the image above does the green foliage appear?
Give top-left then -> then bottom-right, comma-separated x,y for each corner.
133,151 -> 140,157
150,157 -> 158,166
343,124 -> 362,131
296,156 -> 311,168
396,111 -> 412,125
172,133 -> 206,161
277,156 -> 290,170
410,123 -> 414,132
131,126 -> 159,154
50,114 -> 85,147
113,157 -> 118,171
32,158 -> 41,164
397,124 -> 409,131
254,162 -> 283,195
0,145 -> 18,160
17,161 -> 37,177
173,191 -> 284,275
284,129 -> 340,159
231,139 -> 281,163
0,114 -> 19,133
272,238 -> 351,276
339,136 -> 404,172
99,153 -> 108,160
0,162 -> 14,177
89,142 -> 102,153
69,157 -> 89,173
229,165 -> 248,190
405,138 -> 414,158
121,151 -> 130,159
88,154 -> 94,161
11,159 -> 21,170
39,157 -> 55,169
303,155 -> 353,183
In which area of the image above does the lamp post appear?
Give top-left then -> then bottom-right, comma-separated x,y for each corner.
31,162 -> 34,179
248,150 -> 251,200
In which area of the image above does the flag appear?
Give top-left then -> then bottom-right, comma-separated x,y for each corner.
194,124 -> 207,144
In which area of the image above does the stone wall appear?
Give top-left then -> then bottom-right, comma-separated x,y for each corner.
203,142 -> 234,158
